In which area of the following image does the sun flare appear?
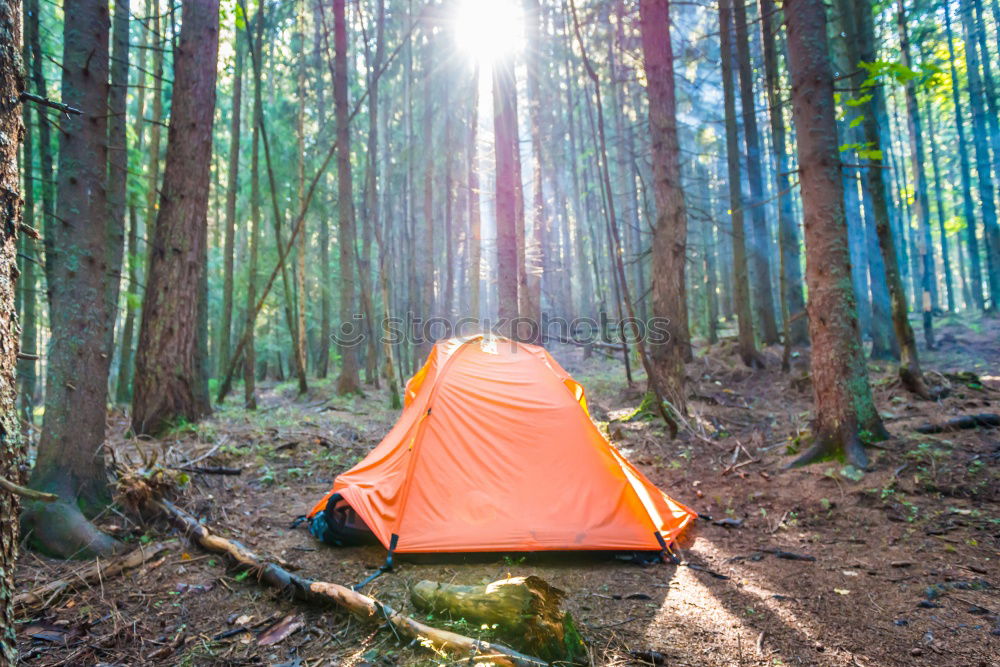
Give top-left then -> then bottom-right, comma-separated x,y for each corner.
452,0 -> 524,67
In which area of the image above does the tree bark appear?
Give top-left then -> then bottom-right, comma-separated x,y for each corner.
0,0 -> 25,659
333,0 -> 361,394
132,0 -> 220,435
719,0 -> 763,368
758,0 -> 807,345
27,0 -> 121,559
639,0 -> 688,415
732,0 -> 779,345
784,0 -> 888,469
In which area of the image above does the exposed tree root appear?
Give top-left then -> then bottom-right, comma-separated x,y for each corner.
20,499 -> 121,560
785,431 -> 868,470
15,542 -> 166,614
149,498 -> 550,666
899,365 -> 947,401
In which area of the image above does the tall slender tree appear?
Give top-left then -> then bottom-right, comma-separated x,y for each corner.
219,27 -> 244,377
854,0 -> 933,397
334,0 -> 361,394
732,0 -> 779,345
944,0 -> 984,310
960,0 -> 1000,306
494,56 -> 520,323
720,0 -> 763,368
759,0 -> 807,345
896,0 -> 936,345
132,0 -> 220,435
108,0 -> 130,394
784,0 -> 887,468
639,0 -> 688,414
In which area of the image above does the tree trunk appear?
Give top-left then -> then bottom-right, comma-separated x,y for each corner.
359,0 -> 385,386
944,1 -> 984,310
294,0 -> 309,390
959,0 -> 1000,307
219,27 -> 243,380
732,0 -> 779,345
523,0 -> 544,340
333,0 -> 361,394
107,0 -> 129,398
244,6 -> 264,409
831,0 -> 897,360
921,82 -> 954,313
494,59 -> 520,324
720,0 -> 763,368
468,67 -> 482,320
420,22 -> 435,352
0,0 -> 25,659
639,0 -> 688,414
758,0 -> 807,345
828,3 -> 872,340
313,0 -> 330,378
26,0 -> 120,559
132,0 -> 219,435
115,0 -> 151,404
895,0 -> 935,345
853,0 -> 931,396
18,0 -> 36,421
784,0 -> 888,469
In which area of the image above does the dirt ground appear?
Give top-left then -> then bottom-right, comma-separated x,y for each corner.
14,314 -> 1000,666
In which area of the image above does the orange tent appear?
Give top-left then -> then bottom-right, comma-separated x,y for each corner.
307,335 -> 696,554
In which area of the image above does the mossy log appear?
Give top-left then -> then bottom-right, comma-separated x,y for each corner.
411,576 -> 586,663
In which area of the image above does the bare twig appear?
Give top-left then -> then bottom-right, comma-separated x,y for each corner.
20,91 -> 82,115
0,476 -> 57,502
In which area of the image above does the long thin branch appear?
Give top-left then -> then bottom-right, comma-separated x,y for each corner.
152,499 -> 546,666
20,91 -> 81,115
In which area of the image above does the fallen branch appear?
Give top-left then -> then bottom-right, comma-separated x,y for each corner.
150,499 -> 548,666
0,476 -> 58,502
175,465 -> 242,476
914,413 -> 1000,434
15,542 -> 167,613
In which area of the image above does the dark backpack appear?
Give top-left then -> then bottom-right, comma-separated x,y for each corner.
308,493 -> 379,547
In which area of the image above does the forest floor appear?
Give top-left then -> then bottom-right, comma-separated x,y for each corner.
14,314 -> 1000,667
